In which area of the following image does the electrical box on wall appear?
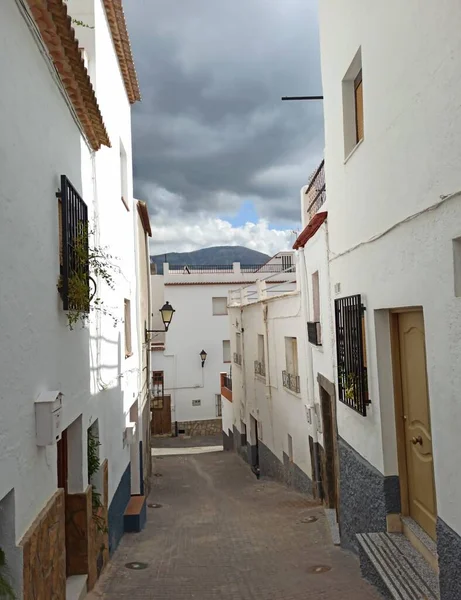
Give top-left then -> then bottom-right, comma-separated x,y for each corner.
305,404 -> 313,425
124,422 -> 137,445
35,391 -> 63,446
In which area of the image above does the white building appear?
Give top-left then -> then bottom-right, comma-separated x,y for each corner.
150,254 -> 296,437
316,1 -> 461,597
0,0 -> 147,597
223,264 -> 315,493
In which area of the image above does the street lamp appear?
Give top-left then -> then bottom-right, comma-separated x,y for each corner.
145,301 -> 175,342
200,349 -> 207,367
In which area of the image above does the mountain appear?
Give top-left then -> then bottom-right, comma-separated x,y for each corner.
151,246 -> 271,274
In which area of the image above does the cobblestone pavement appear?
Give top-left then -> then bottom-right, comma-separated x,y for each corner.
89,449 -> 381,600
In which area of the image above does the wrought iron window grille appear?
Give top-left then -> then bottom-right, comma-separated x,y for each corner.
334,294 -> 370,416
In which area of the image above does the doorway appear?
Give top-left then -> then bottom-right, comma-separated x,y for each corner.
57,428 -> 71,576
250,415 -> 259,468
151,394 -> 172,435
391,309 -> 437,539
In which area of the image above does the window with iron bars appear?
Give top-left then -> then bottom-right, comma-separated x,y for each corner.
57,175 -> 89,311
216,394 -> 222,417
334,294 -> 370,416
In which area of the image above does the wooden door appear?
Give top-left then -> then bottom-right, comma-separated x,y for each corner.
397,310 -> 437,539
320,386 -> 338,510
151,395 -> 171,435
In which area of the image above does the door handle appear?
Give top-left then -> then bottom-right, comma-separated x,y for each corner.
411,436 -> 423,445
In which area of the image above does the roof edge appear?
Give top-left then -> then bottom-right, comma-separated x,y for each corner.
27,0 -> 110,150
102,0 -> 141,104
137,201 -> 152,237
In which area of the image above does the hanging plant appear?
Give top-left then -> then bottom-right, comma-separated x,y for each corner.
58,225 -> 121,331
0,548 -> 15,599
87,430 -> 107,534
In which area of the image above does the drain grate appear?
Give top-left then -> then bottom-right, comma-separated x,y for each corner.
308,565 -> 331,574
125,562 -> 148,570
299,515 -> 319,523
148,503 -> 162,509
153,473 -> 163,477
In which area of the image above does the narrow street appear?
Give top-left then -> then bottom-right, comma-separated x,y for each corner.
89,443 -> 380,599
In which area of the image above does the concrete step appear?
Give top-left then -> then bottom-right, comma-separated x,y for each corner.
401,517 -> 438,572
357,532 -> 439,600
324,508 -> 340,545
66,574 -> 88,600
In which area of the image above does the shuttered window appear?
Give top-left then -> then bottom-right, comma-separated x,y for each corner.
212,297 -> 228,315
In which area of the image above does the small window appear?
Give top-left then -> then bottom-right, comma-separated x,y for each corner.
223,340 -> 231,363
285,337 -> 299,376
354,70 -> 364,144
282,254 -> 293,272
192,399 -> 201,407
312,271 -> 320,322
212,297 -> 228,315
120,139 -> 129,211
342,48 -> 363,157
257,334 -> 265,364
124,299 -> 132,358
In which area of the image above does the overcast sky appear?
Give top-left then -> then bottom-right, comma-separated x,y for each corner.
124,0 -> 324,255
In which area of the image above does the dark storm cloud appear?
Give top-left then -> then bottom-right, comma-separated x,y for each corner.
124,0 -> 324,225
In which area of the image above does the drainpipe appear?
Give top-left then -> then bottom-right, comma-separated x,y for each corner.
298,248 -> 322,496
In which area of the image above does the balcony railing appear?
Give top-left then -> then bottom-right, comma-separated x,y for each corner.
254,360 -> 266,377
282,370 -> 300,394
306,159 -> 326,220
167,263 -> 294,274
168,264 -> 234,273
307,321 -> 322,346
233,352 -> 242,366
223,374 -> 232,391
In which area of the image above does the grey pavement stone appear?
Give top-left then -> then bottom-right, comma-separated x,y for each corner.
88,449 -> 381,599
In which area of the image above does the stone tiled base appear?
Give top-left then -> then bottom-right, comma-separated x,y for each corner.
21,489 -> 66,600
258,441 -> 313,496
108,462 -> 131,556
437,517 -> 461,600
223,429 -> 233,451
338,437 -> 400,552
177,418 -> 222,437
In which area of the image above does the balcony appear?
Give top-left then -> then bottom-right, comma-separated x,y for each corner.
233,352 -> 242,366
254,360 -> 266,378
307,321 -> 322,346
220,372 -> 232,402
282,370 -> 300,394
305,159 -> 326,221
223,374 -> 232,391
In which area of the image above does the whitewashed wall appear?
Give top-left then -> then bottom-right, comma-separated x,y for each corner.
319,0 -> 461,536
152,283 -> 243,423
0,0 -> 139,555
228,292 -> 314,479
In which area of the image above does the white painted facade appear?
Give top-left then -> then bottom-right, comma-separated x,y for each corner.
151,255 -> 296,427
319,0 -> 461,561
0,0 -> 142,590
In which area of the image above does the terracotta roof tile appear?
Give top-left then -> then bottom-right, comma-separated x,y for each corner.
102,0 -> 141,104
137,201 -> 152,237
293,211 -> 327,250
27,0 -> 110,150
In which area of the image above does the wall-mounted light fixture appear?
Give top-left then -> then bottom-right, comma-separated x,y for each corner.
145,301 -> 175,342
200,349 -> 207,368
